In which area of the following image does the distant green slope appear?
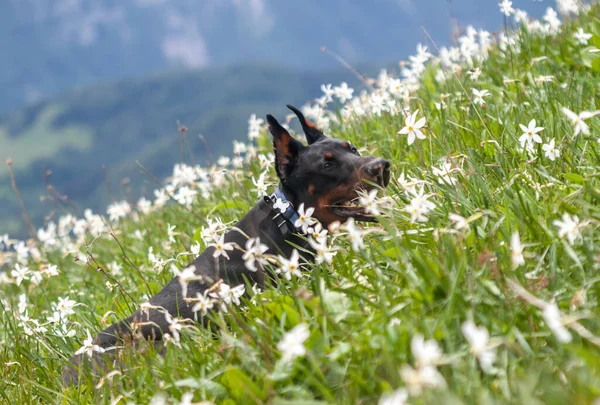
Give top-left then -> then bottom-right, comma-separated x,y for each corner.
0,65 -> 364,237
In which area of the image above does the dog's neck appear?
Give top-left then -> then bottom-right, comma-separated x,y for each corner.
222,188 -> 311,258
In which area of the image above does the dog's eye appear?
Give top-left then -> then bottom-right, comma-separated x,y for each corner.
324,162 -> 334,169
350,146 -> 360,155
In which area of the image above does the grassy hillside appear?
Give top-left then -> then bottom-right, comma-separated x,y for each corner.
1,3 -> 600,404
0,65 -> 362,238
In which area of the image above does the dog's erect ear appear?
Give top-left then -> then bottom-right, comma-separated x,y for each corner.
267,114 -> 304,182
287,104 -> 325,145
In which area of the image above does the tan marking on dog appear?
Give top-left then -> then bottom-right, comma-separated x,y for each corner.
305,118 -> 317,129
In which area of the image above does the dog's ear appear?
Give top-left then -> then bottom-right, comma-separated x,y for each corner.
267,114 -> 304,182
287,104 -> 325,145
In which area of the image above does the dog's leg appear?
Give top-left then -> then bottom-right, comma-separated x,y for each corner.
61,209 -> 264,386
61,275 -> 205,386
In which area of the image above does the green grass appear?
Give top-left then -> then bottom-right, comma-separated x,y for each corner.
1,6 -> 600,405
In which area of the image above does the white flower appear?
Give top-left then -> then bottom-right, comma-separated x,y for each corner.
252,171 -> 270,197
308,238 -> 337,264
37,222 -> 57,247
179,392 -> 196,405
76,251 -> 89,264
320,83 -> 334,104
208,234 -> 234,260
167,223 -> 177,244
276,249 -> 302,280
467,67 -> 482,81
248,114 -> 264,140
190,241 -> 201,255
242,237 -> 269,272
108,260 -> 122,275
149,392 -> 168,405
343,218 -> 366,252
378,388 -> 408,405
411,334 -> 443,367
307,222 -> 328,244
56,296 -> 77,317
172,265 -> 200,298
333,82 -> 354,103
514,9 -> 529,24
154,188 -> 170,207
542,139 -> 560,161
294,204 -> 317,233
358,189 -> 380,216
404,187 -> 436,223
553,213 -> 585,245
574,28 -> 593,45
432,162 -> 458,186
200,218 -> 225,245
558,0 -> 581,16
191,291 -> 214,315
30,271 -> 43,286
148,247 -> 165,271
510,232 -> 525,269
401,364 -> 446,396
471,88 -> 490,105
210,283 -> 245,312
0,234 -> 12,248
233,140 -> 247,155
217,156 -> 230,167
231,156 -> 244,169
543,7 -> 561,33
11,264 -> 31,286
461,321 -> 496,373
174,186 -> 197,207
396,172 -> 422,194
277,323 -> 310,362
398,110 -> 426,145
18,294 -> 27,314
107,201 -> 131,222
498,0 -> 514,16
74,330 -> 105,357
137,197 -> 152,214
542,303 -> 572,343
171,163 -> 202,187
561,107 -> 600,137
165,312 -> 183,342
449,214 -> 469,231
518,119 -> 544,146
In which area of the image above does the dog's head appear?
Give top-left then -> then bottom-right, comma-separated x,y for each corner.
266,105 -> 390,226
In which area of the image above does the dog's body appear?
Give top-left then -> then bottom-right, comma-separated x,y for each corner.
62,105 -> 390,385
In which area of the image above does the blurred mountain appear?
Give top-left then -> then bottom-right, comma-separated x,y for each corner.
0,0 -> 548,113
0,64 -> 366,237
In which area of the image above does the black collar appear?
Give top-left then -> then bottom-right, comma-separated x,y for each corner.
262,187 -> 302,238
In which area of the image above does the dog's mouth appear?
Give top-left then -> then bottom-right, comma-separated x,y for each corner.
328,195 -> 376,222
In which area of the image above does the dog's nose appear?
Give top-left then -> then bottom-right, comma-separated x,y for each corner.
365,159 -> 391,187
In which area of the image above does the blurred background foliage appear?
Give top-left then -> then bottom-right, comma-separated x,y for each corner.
0,0 -> 547,237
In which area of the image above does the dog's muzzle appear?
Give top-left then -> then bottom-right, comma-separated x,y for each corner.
364,158 -> 391,187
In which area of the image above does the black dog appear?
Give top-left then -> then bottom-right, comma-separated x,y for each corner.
62,104 -> 390,385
